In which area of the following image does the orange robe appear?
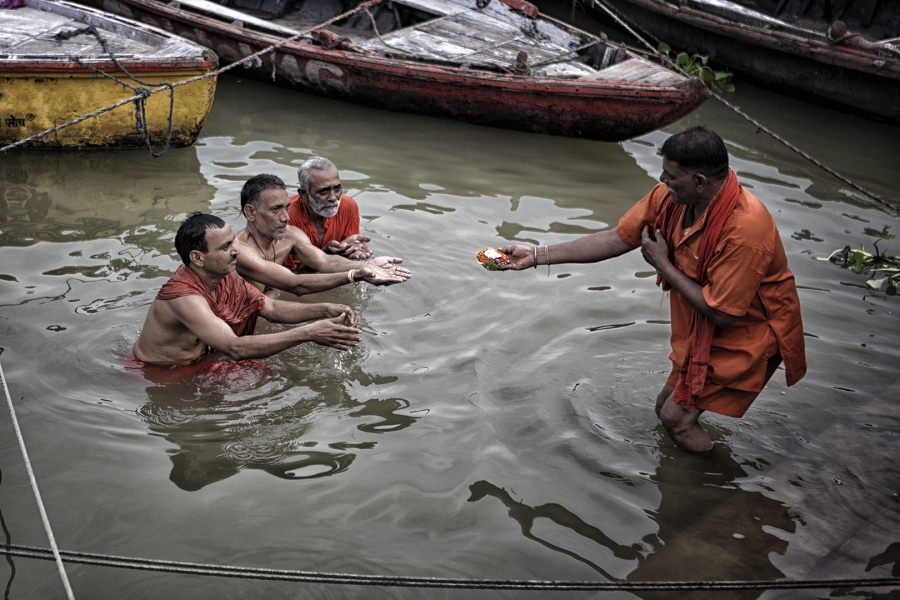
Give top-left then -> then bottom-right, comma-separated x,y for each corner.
284,194 -> 360,271
157,265 -> 265,338
617,182 -> 807,417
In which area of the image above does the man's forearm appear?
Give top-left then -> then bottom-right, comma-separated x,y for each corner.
262,301 -> 333,324
289,272 -> 352,295
540,229 -> 633,265
655,261 -> 737,329
220,327 -> 318,360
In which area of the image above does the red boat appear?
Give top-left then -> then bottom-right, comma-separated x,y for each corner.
75,0 -> 709,140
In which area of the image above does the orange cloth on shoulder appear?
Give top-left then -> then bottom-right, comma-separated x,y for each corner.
157,265 -> 265,337
284,194 -> 360,271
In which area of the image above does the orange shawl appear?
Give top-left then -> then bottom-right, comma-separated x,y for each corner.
157,265 -> 265,337
654,170 -> 741,411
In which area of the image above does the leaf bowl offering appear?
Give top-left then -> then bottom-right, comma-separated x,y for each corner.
477,247 -> 509,271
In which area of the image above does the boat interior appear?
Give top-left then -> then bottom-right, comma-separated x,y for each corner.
1,0 -> 200,61
720,0 -> 899,39
179,0 -> 689,82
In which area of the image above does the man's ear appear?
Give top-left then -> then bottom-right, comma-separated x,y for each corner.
242,203 -> 256,221
189,249 -> 205,268
693,172 -> 708,190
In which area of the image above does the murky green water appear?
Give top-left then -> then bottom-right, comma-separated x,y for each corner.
1,61 -> 899,599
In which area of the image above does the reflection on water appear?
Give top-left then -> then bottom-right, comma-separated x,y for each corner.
132,360 -> 418,491
468,480 -> 643,580
629,431 -> 794,600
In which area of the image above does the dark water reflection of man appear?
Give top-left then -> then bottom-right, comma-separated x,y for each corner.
134,365 -> 418,491
470,431 -> 794,598
627,432 -> 795,600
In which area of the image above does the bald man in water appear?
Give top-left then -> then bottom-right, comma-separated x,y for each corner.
133,212 -> 361,367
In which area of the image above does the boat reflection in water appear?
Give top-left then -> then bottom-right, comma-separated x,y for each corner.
133,360 -> 418,491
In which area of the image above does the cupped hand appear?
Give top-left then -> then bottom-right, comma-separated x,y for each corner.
325,235 -> 373,260
306,316 -> 362,351
359,257 -> 411,285
324,303 -> 358,327
497,245 -> 534,271
640,226 -> 670,271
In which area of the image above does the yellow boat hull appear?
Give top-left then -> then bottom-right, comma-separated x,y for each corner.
0,71 -> 217,149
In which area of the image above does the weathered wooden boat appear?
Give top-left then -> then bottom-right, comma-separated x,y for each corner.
573,0 -> 900,124
71,0 -> 709,141
0,0 -> 218,149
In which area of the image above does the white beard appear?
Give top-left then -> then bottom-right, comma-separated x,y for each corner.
309,196 -> 340,218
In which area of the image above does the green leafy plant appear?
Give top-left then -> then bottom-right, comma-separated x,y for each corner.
819,226 -> 900,296
657,43 -> 735,94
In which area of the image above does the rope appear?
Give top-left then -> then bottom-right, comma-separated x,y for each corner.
0,363 -> 76,599
1,544 -> 897,590
0,0 -> 382,154
363,6 -> 415,54
55,25 -> 176,157
589,0 -> 900,214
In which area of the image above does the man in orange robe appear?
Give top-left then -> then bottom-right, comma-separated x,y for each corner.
498,126 -> 806,453
284,156 -> 371,271
133,213 -> 362,367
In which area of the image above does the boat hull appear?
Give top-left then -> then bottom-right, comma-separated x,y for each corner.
0,69 -> 217,149
581,0 -> 900,125
78,0 -> 709,141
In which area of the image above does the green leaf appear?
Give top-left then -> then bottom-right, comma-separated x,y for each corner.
699,54 -> 709,65
887,284 -> 898,296
867,278 -> 886,289
676,52 -> 690,67
658,42 -> 671,54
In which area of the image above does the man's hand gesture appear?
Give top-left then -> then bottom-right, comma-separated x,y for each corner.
304,314 -> 361,350
324,234 -> 372,260
356,257 -> 411,286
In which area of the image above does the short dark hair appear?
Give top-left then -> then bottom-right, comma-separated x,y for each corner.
240,174 -> 286,213
658,126 -> 729,180
174,212 -> 226,265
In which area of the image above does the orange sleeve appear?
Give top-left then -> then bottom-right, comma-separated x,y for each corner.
702,239 -> 773,317
617,183 -> 669,248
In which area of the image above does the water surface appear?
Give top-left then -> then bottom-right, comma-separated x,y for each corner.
1,70 -> 899,599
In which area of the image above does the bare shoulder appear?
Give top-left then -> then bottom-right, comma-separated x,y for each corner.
286,224 -> 313,246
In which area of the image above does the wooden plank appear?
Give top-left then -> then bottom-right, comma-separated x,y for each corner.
362,28 -> 475,58
422,13 -> 521,44
394,0 -> 468,16
416,21 -> 503,51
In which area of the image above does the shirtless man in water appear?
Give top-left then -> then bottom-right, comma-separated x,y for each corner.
234,174 -> 410,297
133,213 -> 361,366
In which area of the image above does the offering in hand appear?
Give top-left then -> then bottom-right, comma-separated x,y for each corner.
477,247 -> 509,271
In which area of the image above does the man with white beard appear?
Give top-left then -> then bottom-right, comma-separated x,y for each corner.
285,157 -> 372,267
233,174 -> 410,298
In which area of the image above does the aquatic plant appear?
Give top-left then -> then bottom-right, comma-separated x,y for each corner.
820,226 -> 900,296
657,43 -> 735,94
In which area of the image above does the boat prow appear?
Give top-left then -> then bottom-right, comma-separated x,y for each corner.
0,0 -> 218,149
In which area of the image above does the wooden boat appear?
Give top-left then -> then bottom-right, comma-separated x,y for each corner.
0,0 -> 218,149
71,0 -> 709,141
574,0 -> 900,125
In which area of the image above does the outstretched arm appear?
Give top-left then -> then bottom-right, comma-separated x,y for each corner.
235,241 -> 352,296
171,295 -> 361,359
260,299 -> 358,328
288,228 -> 410,285
640,226 -> 736,329
499,227 -> 634,271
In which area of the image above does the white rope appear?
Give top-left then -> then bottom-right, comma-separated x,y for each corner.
0,357 -> 76,600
